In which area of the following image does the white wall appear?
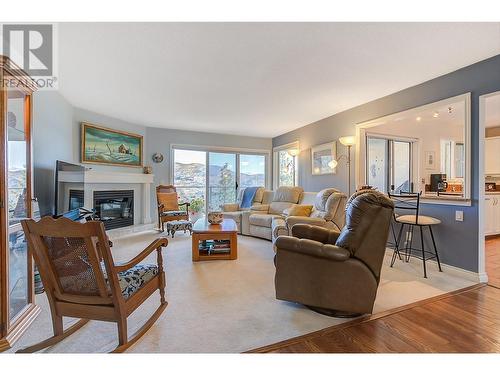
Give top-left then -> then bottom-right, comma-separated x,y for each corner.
145,127 -> 272,218
33,91 -> 75,215
32,90 -> 272,217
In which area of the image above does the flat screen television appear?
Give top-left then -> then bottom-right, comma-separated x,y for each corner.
54,160 -> 86,216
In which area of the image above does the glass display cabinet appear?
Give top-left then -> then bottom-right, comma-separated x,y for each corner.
0,55 -> 40,351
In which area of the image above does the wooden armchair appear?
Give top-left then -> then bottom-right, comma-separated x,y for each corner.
19,216 -> 168,353
157,185 -> 190,232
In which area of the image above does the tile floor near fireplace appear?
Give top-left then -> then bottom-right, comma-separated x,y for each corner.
93,190 -> 134,230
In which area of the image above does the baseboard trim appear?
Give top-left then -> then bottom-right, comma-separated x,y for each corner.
106,223 -> 156,240
430,260 -> 485,283
384,249 -> 483,283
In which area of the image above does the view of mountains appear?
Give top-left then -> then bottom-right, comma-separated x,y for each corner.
174,162 -> 265,210
174,162 -> 265,187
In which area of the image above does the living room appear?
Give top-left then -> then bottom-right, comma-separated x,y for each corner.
1,1 -> 500,373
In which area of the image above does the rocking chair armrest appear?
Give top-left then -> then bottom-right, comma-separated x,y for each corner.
179,202 -> 190,208
114,238 -> 168,272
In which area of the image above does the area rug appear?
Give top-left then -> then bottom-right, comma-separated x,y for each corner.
9,230 -> 475,353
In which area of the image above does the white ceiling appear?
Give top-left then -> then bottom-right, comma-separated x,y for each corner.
58,23 -> 500,138
370,99 -> 466,130
486,94 -> 500,128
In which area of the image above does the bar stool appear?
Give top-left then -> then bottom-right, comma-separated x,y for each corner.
388,191 -> 443,278
387,212 -> 403,264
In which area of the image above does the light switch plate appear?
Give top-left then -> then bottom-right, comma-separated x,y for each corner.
455,210 -> 464,221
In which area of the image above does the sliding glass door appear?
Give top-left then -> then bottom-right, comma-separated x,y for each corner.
367,137 -> 389,193
367,137 -> 413,194
393,141 -> 411,193
173,148 -> 267,214
239,154 -> 266,188
173,149 -> 207,217
208,152 -> 237,211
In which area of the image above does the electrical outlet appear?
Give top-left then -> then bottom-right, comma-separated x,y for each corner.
455,210 -> 464,222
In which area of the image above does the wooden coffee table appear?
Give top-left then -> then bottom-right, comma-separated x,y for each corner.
192,218 -> 238,261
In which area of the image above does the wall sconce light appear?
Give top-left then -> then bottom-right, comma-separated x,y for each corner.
287,148 -> 300,157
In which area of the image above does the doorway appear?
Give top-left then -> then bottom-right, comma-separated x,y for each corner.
480,91 -> 500,288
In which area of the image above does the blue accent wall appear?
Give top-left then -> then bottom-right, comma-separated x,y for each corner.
272,54 -> 500,272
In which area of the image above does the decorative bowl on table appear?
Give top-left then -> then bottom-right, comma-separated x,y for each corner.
207,211 -> 223,224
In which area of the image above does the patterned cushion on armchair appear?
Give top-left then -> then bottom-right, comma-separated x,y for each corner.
160,210 -> 187,217
117,264 -> 159,299
61,262 -> 159,300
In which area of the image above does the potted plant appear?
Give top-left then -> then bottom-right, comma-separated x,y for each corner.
189,197 -> 205,222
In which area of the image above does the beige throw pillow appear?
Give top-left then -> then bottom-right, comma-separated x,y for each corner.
283,204 -> 313,217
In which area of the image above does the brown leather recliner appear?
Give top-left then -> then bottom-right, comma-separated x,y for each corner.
274,190 -> 394,317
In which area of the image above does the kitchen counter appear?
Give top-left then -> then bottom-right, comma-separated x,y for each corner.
423,192 -> 464,198
419,192 -> 471,206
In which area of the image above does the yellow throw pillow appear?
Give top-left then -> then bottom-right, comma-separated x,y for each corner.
283,204 -> 313,217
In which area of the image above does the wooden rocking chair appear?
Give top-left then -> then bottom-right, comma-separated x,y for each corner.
19,216 -> 168,353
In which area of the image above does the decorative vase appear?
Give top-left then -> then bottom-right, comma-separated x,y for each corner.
207,211 -> 223,224
143,166 -> 152,174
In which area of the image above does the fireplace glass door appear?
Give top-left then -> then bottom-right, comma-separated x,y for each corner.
93,190 -> 134,230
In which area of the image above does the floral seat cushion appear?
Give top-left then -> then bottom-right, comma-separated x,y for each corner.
160,210 -> 186,217
58,257 -> 159,300
117,264 -> 158,299
166,219 -> 193,238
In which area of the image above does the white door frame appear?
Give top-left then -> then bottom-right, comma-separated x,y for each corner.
478,91 -> 500,283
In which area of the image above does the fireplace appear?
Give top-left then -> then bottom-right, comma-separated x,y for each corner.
93,190 -> 134,230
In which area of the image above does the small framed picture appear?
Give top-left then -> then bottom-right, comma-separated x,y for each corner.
311,142 -> 337,175
425,151 -> 435,170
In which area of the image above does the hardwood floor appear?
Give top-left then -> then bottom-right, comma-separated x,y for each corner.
486,236 -> 500,288
249,284 -> 500,353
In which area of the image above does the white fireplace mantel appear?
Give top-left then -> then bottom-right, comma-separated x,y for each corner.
84,170 -> 154,184
58,170 -> 155,224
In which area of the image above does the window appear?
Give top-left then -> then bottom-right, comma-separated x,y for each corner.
273,142 -> 299,188
358,93 -> 471,203
173,149 -> 206,215
208,152 -> 236,211
367,137 -> 389,193
278,150 -> 296,187
455,143 -> 465,178
172,147 -> 269,213
393,141 -> 411,193
239,154 -> 266,188
367,137 -> 412,193
441,140 -> 465,179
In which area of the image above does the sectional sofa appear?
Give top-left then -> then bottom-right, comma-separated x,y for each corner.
222,186 -> 347,245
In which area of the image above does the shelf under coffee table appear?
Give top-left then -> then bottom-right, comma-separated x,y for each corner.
191,218 -> 238,261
